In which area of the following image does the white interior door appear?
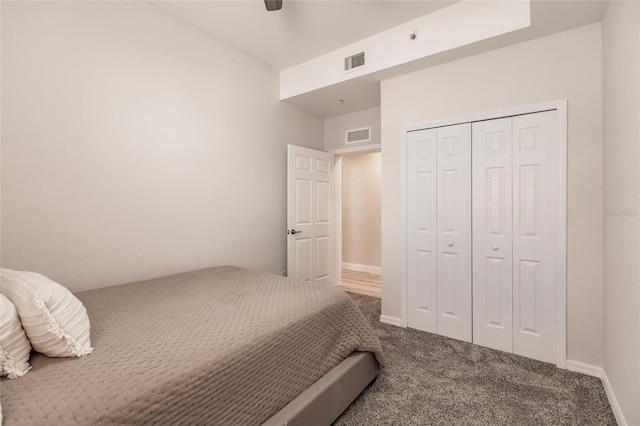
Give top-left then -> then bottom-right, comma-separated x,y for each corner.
512,111 -> 558,363
472,117 -> 514,353
436,123 -> 472,342
406,128 -> 438,333
287,145 -> 333,285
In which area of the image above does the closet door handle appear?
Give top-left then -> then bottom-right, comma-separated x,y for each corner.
492,245 -> 499,251
447,242 -> 454,247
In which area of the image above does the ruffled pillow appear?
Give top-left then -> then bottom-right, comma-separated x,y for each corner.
1,269 -> 93,357
0,293 -> 32,378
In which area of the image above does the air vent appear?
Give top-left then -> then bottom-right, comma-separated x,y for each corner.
344,51 -> 366,72
346,127 -> 371,144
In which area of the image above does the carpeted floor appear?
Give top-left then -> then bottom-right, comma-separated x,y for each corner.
334,292 -> 616,426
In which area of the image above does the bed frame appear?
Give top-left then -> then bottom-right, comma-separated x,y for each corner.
263,352 -> 379,426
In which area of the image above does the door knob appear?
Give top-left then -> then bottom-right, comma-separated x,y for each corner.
447,242 -> 453,247
492,245 -> 499,251
290,229 -> 302,235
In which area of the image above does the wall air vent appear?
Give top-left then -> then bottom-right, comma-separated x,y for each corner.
346,127 -> 371,144
344,51 -> 366,72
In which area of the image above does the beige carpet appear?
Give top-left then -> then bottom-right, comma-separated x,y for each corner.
334,292 -> 615,426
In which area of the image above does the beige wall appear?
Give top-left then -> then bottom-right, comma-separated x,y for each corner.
0,2 -> 323,292
342,152 -> 381,269
324,107 -> 381,151
380,24 -> 603,366
602,1 -> 640,424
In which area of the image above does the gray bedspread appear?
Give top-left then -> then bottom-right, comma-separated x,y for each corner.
0,266 -> 383,425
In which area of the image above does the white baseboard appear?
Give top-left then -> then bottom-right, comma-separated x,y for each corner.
342,262 -> 382,275
601,370 -> 628,426
566,359 -> 602,378
566,360 -> 628,426
379,315 -> 403,327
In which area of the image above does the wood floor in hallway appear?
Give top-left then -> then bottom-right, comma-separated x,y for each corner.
337,269 -> 381,298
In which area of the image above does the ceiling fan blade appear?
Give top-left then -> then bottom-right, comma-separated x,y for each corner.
264,0 -> 283,11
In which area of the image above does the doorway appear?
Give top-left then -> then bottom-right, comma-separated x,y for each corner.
332,148 -> 382,298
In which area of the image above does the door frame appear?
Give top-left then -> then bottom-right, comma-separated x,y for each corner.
399,100 -> 567,368
329,144 -> 382,288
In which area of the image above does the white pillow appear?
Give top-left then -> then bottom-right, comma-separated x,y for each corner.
0,269 -> 93,358
0,293 -> 32,378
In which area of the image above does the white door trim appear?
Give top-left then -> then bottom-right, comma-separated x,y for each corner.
330,143 -> 381,156
399,100 -> 568,368
329,143 -> 382,288
332,155 -> 343,287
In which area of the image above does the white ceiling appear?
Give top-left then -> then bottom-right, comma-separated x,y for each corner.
153,0 -> 609,117
152,0 -> 458,70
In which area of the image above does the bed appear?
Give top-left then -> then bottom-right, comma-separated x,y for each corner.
0,266 -> 384,425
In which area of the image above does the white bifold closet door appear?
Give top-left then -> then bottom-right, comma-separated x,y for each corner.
407,123 -> 472,342
436,124 -> 472,342
407,128 -> 438,333
472,117 -> 514,353
512,111 -> 558,363
472,110 -> 558,363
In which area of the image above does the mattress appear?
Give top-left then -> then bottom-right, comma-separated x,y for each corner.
0,266 -> 384,425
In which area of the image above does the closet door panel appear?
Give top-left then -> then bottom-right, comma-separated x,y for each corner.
512,111 -> 557,363
472,118 -> 513,353
436,123 -> 472,342
406,129 -> 438,333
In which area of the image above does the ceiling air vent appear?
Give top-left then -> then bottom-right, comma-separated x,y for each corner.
344,51 -> 366,72
346,127 -> 371,144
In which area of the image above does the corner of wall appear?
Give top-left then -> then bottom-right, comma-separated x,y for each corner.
602,369 -> 629,426
601,1 -> 640,425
